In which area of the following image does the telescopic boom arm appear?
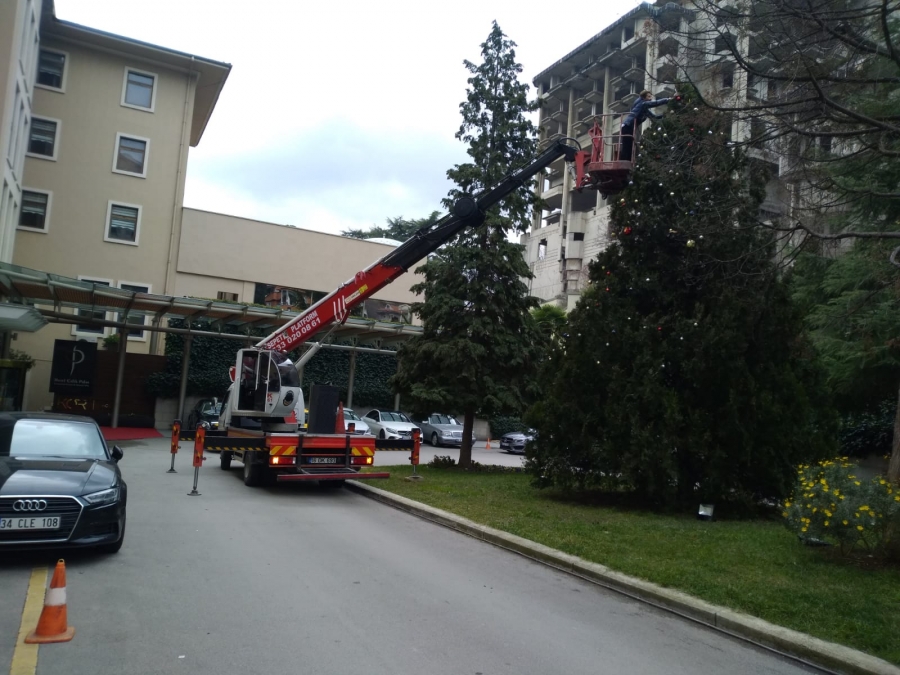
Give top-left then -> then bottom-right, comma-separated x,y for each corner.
258,139 -> 579,355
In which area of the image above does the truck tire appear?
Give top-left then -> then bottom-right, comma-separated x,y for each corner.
220,451 -> 233,471
243,453 -> 264,487
319,480 -> 344,489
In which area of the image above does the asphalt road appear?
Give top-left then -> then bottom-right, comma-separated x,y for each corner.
1,438 -> 820,675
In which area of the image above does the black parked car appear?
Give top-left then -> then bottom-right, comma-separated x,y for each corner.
187,398 -> 222,430
0,413 -> 127,553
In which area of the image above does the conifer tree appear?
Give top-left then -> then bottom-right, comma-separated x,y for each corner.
526,91 -> 836,508
391,22 -> 545,468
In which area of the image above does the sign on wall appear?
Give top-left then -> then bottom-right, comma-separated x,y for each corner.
49,340 -> 97,395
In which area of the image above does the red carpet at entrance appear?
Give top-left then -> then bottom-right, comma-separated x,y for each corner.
100,427 -> 164,441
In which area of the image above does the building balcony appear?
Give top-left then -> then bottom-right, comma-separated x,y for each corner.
622,35 -> 648,57
597,47 -> 631,71
549,107 -> 569,124
583,87 -> 605,104
623,64 -> 646,84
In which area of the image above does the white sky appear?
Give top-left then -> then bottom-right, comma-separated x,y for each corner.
56,0 -> 643,235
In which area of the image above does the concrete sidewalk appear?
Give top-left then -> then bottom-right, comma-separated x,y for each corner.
345,480 -> 900,675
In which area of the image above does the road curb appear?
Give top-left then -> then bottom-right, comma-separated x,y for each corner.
346,480 -> 900,675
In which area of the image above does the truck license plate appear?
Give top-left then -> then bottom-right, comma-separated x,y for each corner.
0,515 -> 61,530
308,457 -> 338,464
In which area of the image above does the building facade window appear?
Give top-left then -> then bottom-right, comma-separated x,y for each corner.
73,278 -> 112,336
18,190 -> 50,231
36,50 -> 67,91
105,202 -> 141,245
117,282 -> 151,339
27,117 -> 59,160
217,291 -> 239,302
121,68 -> 157,111
112,134 -> 149,177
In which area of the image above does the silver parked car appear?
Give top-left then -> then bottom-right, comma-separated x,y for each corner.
499,429 -> 535,454
415,413 -> 476,447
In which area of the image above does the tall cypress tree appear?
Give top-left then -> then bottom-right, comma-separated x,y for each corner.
526,92 -> 836,508
391,22 -> 545,468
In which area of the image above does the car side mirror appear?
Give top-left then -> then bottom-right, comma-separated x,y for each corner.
111,446 -> 124,462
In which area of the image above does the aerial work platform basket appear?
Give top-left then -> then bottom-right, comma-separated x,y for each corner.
573,117 -> 636,198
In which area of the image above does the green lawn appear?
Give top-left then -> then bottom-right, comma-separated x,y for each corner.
363,465 -> 900,665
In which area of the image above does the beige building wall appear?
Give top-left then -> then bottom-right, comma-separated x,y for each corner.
0,0 -> 43,264
176,208 -> 423,308
7,9 -> 229,413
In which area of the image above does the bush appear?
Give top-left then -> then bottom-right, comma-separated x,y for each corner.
838,401 -> 894,458
784,458 -> 900,558
490,415 -> 527,438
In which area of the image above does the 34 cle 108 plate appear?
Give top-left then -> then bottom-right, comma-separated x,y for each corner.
0,515 -> 62,530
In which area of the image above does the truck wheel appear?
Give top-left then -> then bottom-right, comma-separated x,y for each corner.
243,453 -> 264,487
320,480 -> 344,489
220,451 -> 232,471
431,432 -> 440,447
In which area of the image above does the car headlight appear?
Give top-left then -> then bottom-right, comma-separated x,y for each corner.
440,430 -> 452,436
83,487 -> 120,505
386,427 -> 399,434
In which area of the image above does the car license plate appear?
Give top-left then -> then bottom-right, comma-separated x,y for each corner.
308,457 -> 338,464
0,515 -> 61,530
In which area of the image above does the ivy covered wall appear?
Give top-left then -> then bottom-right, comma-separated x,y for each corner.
146,319 -> 398,408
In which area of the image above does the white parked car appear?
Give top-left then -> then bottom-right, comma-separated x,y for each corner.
363,409 -> 420,440
343,408 -> 373,436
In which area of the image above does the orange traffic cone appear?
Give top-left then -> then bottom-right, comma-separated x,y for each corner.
25,559 -> 75,643
335,401 -> 345,434
485,436 -> 491,449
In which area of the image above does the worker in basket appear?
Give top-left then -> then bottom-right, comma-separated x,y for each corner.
619,90 -> 675,162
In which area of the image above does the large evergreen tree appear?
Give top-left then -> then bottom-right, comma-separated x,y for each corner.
341,212 -> 442,241
526,92 -> 836,508
391,22 -> 545,468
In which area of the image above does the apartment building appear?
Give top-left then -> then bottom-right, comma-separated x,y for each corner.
0,0 -> 231,410
523,0 -> 786,310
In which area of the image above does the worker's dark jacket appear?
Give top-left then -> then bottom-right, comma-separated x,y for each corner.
622,97 -> 671,127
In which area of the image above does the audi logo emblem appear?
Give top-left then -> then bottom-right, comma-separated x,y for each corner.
13,499 -> 48,512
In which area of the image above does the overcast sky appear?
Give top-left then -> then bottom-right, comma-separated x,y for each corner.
56,0 -> 643,236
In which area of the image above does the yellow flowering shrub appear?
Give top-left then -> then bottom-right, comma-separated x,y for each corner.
783,458 -> 899,557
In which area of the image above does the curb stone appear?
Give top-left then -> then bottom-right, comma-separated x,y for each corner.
346,480 -> 900,675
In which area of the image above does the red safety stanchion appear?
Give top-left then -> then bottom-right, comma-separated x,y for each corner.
188,425 -> 205,496
407,429 -> 423,482
167,420 -> 180,473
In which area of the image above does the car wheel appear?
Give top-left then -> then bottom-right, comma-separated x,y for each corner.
99,517 -> 126,554
431,432 -> 440,447
220,451 -> 232,470
379,430 -> 385,440
243,453 -> 264,487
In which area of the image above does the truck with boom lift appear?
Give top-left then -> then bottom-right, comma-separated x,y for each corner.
191,137 -> 600,487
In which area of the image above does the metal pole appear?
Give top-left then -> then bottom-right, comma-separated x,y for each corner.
394,392 -> 400,411
347,349 -> 357,409
111,326 -> 127,428
177,333 -> 193,425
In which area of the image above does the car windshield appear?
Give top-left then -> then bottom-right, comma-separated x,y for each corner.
433,415 -> 460,426
200,402 -> 221,415
383,412 -> 411,423
1,419 -> 107,458
344,410 -> 362,421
